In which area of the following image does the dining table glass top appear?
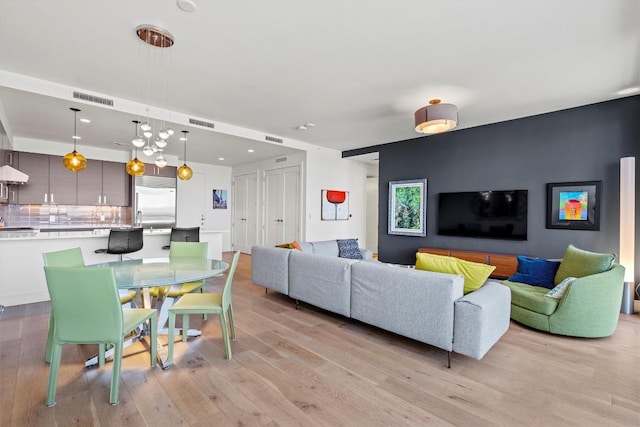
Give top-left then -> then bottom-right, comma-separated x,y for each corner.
90,257 -> 229,289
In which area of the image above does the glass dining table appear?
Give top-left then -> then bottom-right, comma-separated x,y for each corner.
87,257 -> 229,368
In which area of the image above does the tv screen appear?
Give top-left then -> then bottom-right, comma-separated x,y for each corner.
438,190 -> 528,240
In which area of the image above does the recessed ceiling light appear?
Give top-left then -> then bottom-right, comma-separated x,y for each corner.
616,87 -> 640,96
80,118 -> 91,123
218,157 -> 224,161
248,149 -> 254,153
177,0 -> 197,12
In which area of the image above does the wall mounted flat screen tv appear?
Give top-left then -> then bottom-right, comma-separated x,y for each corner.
438,190 -> 528,240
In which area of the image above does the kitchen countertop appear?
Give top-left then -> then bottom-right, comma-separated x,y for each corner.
0,228 -> 229,241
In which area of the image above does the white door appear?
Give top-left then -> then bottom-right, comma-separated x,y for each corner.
264,165 -> 300,246
232,172 -> 258,253
176,171 -> 206,229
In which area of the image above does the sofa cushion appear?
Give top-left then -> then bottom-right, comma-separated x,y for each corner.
554,244 -> 615,285
415,252 -> 495,294
310,240 -> 339,257
508,256 -> 560,289
337,238 -> 363,259
502,280 -> 559,315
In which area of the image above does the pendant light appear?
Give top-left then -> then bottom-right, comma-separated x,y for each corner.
126,120 -> 146,176
177,130 -> 193,180
63,107 -> 87,172
414,99 -> 458,134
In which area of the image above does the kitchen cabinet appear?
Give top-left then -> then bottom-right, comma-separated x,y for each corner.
143,163 -> 177,177
18,152 -> 78,205
77,160 -> 130,206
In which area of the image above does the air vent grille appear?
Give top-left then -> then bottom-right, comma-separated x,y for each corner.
72,91 -> 114,106
189,118 -> 215,129
275,157 -> 288,163
265,135 -> 283,144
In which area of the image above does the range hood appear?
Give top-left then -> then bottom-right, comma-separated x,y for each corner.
0,165 -> 29,184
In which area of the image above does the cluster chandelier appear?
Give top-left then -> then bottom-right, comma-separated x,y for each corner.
134,24 -> 175,168
414,99 -> 458,134
63,107 -> 87,172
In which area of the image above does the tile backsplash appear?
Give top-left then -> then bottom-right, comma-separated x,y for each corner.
0,204 -> 132,229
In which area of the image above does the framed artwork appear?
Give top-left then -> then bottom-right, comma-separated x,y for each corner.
388,179 -> 427,236
321,190 -> 349,220
212,189 -> 228,209
546,181 -> 601,230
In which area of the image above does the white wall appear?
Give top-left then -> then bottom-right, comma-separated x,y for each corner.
365,176 -> 379,253
176,160 -> 232,251
304,147 -> 367,246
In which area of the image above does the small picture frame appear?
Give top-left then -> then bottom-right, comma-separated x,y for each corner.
388,179 -> 427,236
546,181 -> 601,230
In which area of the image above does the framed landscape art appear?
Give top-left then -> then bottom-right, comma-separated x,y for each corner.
388,179 -> 427,236
546,181 -> 601,230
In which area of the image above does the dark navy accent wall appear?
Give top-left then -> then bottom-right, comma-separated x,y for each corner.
376,96 -> 640,283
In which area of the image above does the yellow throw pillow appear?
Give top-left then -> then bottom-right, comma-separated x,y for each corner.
415,252 -> 496,294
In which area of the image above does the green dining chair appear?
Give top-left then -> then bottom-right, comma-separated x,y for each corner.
43,266 -> 157,406
167,251 -> 240,364
152,242 -> 209,330
42,247 -> 137,364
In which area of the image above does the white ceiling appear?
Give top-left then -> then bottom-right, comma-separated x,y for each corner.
0,0 -> 638,166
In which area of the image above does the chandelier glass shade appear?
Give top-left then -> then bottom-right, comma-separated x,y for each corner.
63,107 -> 87,172
414,99 -> 458,134
177,130 -> 193,180
126,120 -> 146,176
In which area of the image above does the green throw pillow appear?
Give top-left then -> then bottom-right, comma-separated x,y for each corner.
415,252 -> 495,294
554,244 -> 615,285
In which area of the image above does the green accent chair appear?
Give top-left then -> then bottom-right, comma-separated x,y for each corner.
42,248 -> 137,364
153,242 -> 210,330
503,245 -> 625,338
43,266 -> 157,406
167,251 -> 240,364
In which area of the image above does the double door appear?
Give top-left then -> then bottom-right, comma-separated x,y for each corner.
264,166 -> 300,246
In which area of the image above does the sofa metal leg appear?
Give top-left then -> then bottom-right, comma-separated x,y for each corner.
447,351 -> 451,369
265,288 -> 268,294
295,299 -> 299,310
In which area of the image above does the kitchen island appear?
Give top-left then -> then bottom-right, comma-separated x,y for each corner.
0,229 -> 227,306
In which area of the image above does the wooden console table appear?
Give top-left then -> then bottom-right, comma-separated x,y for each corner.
418,247 -> 518,279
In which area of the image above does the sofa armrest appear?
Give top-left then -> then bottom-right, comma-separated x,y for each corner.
549,264 -> 625,337
359,248 -> 374,260
453,281 -> 511,359
251,245 -> 291,294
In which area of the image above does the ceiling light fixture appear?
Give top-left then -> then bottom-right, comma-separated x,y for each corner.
177,130 -> 193,180
135,24 -> 175,166
414,99 -> 458,134
63,107 -> 87,172
126,120 -> 146,177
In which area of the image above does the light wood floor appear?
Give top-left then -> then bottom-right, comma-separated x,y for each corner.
1,252 -> 639,426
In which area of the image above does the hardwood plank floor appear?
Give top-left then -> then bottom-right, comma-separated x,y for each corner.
1,252 -> 639,426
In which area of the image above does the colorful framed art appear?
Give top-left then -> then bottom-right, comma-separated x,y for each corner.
388,179 -> 427,236
546,181 -> 601,230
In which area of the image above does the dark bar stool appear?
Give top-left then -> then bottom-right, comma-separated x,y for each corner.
162,227 -> 200,250
95,228 -> 144,261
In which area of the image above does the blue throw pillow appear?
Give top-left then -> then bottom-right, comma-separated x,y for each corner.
337,239 -> 362,260
508,256 -> 561,289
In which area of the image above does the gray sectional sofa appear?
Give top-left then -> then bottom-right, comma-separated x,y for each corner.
251,240 -> 511,365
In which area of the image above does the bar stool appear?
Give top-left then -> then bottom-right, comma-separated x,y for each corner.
162,226 -> 200,250
95,228 -> 144,261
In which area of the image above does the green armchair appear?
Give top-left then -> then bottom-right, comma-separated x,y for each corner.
504,264 -> 625,337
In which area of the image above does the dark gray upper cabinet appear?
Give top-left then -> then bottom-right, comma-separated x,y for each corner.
18,153 -> 130,206
144,163 -> 177,178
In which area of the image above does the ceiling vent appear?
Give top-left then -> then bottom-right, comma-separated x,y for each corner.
265,135 -> 283,144
189,118 -> 215,129
72,91 -> 114,107
275,157 -> 288,163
